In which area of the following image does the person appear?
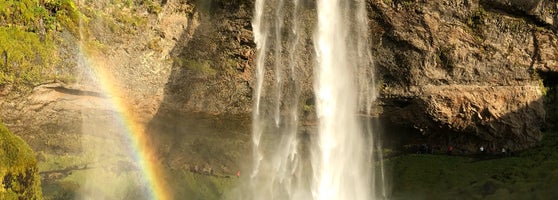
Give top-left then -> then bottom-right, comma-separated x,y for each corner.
501,147 -> 507,156
236,170 -> 241,178
447,145 -> 453,155
421,143 -> 429,154
480,146 -> 485,154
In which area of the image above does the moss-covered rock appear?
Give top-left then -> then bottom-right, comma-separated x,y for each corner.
0,0 -> 80,87
0,121 -> 42,200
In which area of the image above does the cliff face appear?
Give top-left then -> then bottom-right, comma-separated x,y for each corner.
159,0 -> 256,114
160,0 -> 557,151
1,0 -> 556,156
370,0 -> 557,150
0,0 -> 195,154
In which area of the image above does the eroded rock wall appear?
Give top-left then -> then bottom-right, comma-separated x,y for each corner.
372,0 -> 557,150
1,0 -> 556,154
158,0 -> 256,114
0,0 -> 196,153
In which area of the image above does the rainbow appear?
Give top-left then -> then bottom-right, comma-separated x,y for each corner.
78,45 -> 170,200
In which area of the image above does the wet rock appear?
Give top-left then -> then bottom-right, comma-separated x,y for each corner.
1,0 -> 554,155
482,0 -> 558,28
369,0 -> 553,151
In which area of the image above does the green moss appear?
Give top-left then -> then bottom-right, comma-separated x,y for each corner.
0,123 -> 35,173
467,7 -> 488,26
539,79 -> 548,96
83,39 -> 107,55
399,0 -> 415,7
226,59 -> 238,69
176,58 -> 218,76
0,121 -> 42,200
303,104 -> 314,112
145,1 -> 162,14
466,7 -> 489,38
112,10 -> 147,33
0,0 -> 80,33
0,0 -> 82,88
155,169 -> 238,200
45,0 -> 81,34
0,27 -> 57,86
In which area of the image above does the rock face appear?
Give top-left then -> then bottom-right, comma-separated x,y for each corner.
1,0 -> 557,155
0,0 -> 196,154
370,0 -> 557,151
0,83 -> 119,155
0,122 -> 42,200
159,0 -> 256,114
153,0 -> 556,151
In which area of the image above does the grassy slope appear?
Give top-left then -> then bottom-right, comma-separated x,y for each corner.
39,128 -> 558,200
387,132 -> 558,200
158,131 -> 558,200
39,156 -> 239,200
39,112 -> 248,200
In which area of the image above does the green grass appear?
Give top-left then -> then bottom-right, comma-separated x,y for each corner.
39,112 -> 249,200
38,143 -> 152,199
40,153 -> 239,200
37,111 -> 558,200
387,133 -> 558,200
166,169 -> 239,200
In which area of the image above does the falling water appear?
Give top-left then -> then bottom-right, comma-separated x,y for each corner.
313,0 -> 373,199
250,0 -> 310,199
250,0 -> 380,200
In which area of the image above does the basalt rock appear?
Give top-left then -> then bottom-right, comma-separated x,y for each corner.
371,0 -> 556,151
159,0 -> 256,114
0,0 -> 196,154
1,0 -> 556,155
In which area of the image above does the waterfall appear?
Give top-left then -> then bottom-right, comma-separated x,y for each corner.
313,0 -> 370,199
251,0 -> 309,199
250,0 -> 380,199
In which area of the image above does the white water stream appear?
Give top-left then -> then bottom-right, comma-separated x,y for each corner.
313,0 -> 373,199
250,0 -> 382,199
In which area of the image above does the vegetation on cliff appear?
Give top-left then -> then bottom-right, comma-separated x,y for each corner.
0,0 -> 80,87
0,121 -> 42,199
0,0 -> 164,89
